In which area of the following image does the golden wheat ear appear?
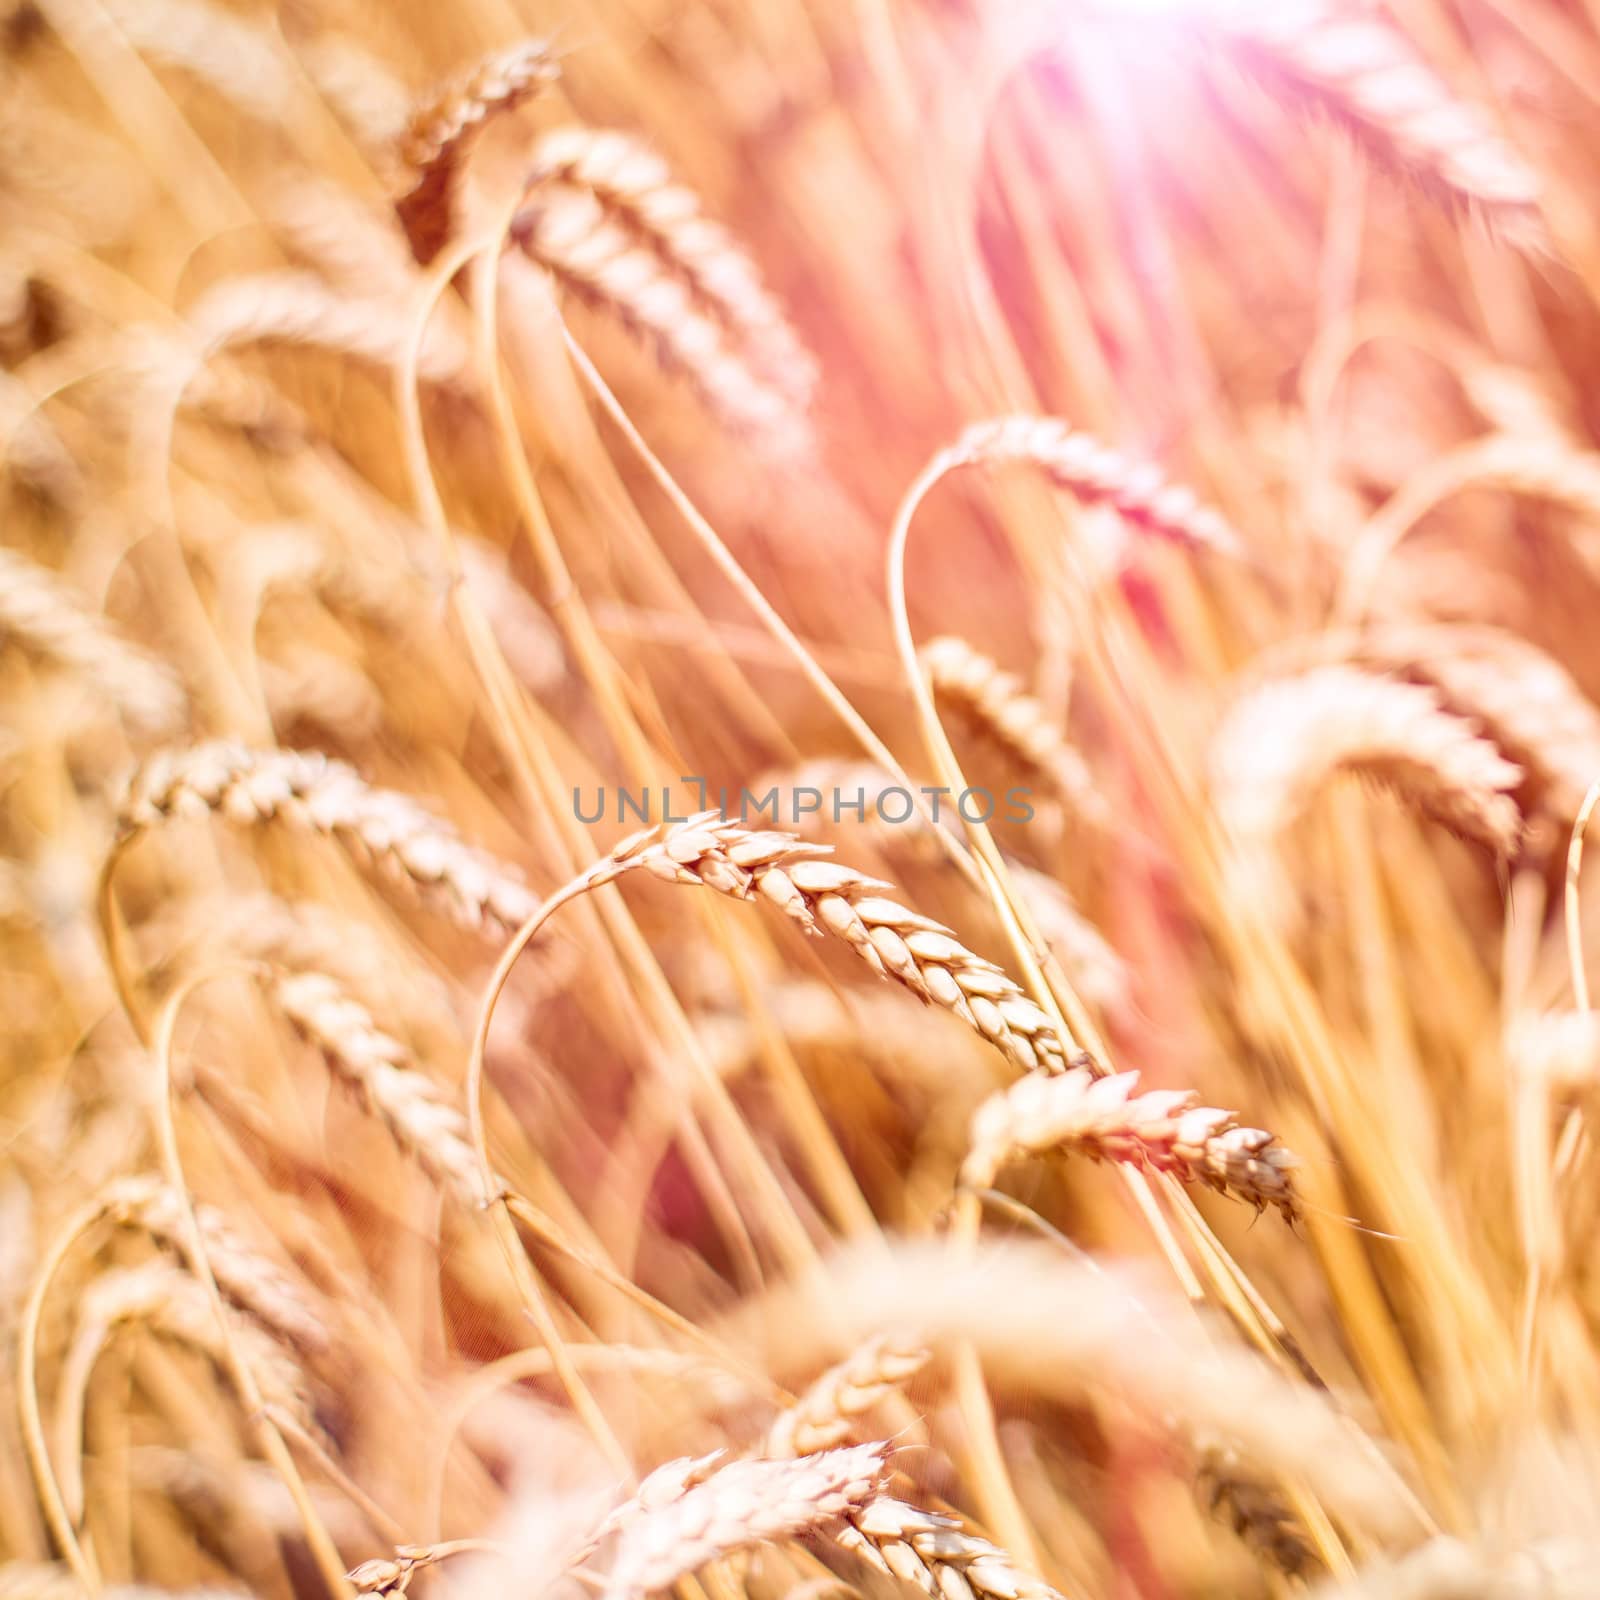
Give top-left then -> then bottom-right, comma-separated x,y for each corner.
394,39 -> 560,262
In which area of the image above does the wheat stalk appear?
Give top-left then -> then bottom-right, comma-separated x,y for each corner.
961,1065 -> 1298,1220
0,546 -> 184,734
585,812 -> 1069,1074
765,1334 -> 931,1458
524,125 -> 817,407
101,1176 -> 331,1359
510,186 -> 810,454
931,416 -> 1243,558
394,39 -> 560,262
1214,3 -> 1544,245
273,970 -> 481,1206
1208,664 -> 1524,856
919,636 -> 1110,831
116,742 -> 539,936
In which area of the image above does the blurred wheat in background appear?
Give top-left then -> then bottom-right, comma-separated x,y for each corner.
9,0 -> 1600,1594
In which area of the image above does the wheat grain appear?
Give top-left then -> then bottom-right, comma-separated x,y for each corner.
587,812 -> 1068,1074
934,416 -> 1243,558
0,546 -> 184,734
510,186 -> 809,454
919,636 -> 1110,830
101,1176 -> 331,1358
1208,664 -> 1524,856
765,1334 -> 931,1458
273,970 -> 482,1205
961,1065 -> 1298,1220
839,1496 -> 1067,1600
395,39 -> 559,262
524,125 -> 817,407
1214,3 -> 1544,245
593,1443 -> 887,1598
117,742 -> 539,936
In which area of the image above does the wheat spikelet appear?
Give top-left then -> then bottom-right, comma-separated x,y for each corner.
524,125 -> 818,407
0,546 -> 184,733
594,1443 -> 887,1598
1195,1444 -> 1321,1579
273,970 -> 481,1205
1215,4 -> 1544,245
116,742 -> 539,936
936,416 -> 1243,558
101,1176 -> 331,1358
919,635 -> 1109,830
961,1065 -> 1297,1220
182,271 -> 466,380
394,39 -> 559,262
839,1496 -> 1067,1600
765,1334 -> 931,1458
510,186 -> 809,455
1322,625 -> 1600,819
1208,664 -> 1524,856
1323,1535 -> 1592,1597
588,813 -> 1069,1074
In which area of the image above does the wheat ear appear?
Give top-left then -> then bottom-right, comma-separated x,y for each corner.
0,546 -> 184,734
1195,1444 -> 1321,1579
524,125 -> 817,406
273,970 -> 481,1206
1208,664 -> 1523,855
961,1065 -> 1298,1220
510,186 -> 809,454
116,742 -> 539,936
586,812 -> 1069,1074
394,39 -> 559,261
934,416 -> 1243,558
590,1443 -> 888,1598
839,1496 -> 1068,1600
919,637 -> 1109,830
1292,624 -> 1600,819
765,1334 -> 931,1458
101,1177 -> 331,1358
1215,3 -> 1544,245
1508,1011 -> 1600,1093
54,1262 -> 314,1523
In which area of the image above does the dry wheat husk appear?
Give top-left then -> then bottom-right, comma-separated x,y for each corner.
586,812 -> 1068,1074
961,1065 -> 1298,1220
117,742 -> 539,936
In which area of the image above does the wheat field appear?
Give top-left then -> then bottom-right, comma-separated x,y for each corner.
7,0 -> 1600,1595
